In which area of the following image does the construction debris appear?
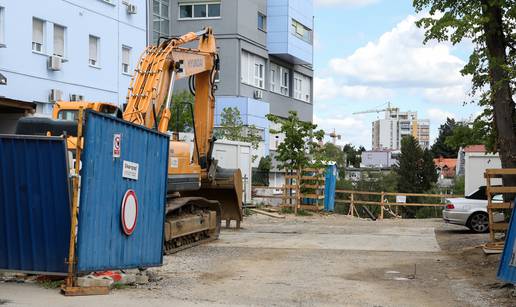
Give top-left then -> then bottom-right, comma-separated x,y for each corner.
250,209 -> 285,219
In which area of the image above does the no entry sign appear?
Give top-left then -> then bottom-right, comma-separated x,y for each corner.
121,189 -> 138,235
113,134 -> 121,158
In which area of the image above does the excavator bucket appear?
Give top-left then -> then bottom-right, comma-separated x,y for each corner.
186,167 -> 243,228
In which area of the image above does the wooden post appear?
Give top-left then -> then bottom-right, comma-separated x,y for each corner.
486,173 -> 495,241
65,107 -> 84,289
380,191 -> 384,220
350,192 -> 355,217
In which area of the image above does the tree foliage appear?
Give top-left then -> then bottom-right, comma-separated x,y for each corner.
320,143 -> 347,168
413,0 -> 516,176
431,118 -> 458,158
395,136 -> 438,193
266,111 -> 324,171
342,144 -> 365,167
444,119 -> 488,149
216,107 -> 262,151
167,90 -> 194,132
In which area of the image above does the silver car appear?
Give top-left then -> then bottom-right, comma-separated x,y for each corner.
442,186 -> 505,233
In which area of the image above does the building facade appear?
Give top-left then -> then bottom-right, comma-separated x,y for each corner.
0,0 -> 147,124
372,108 -> 430,150
155,0 -> 314,159
361,150 -> 398,168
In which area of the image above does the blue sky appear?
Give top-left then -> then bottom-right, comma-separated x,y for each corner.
312,0 -> 482,148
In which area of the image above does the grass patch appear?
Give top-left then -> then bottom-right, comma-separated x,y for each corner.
111,282 -> 132,290
244,207 -> 254,216
280,207 -> 294,214
37,279 -> 64,289
296,209 -> 313,216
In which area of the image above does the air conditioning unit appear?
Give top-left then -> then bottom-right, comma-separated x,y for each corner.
49,89 -> 63,102
69,94 -> 84,102
253,90 -> 263,100
48,55 -> 62,71
126,4 -> 137,14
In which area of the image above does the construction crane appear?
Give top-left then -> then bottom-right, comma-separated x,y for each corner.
352,101 -> 398,116
17,28 -> 242,254
325,129 -> 341,145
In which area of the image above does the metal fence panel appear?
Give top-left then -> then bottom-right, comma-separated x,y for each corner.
0,135 -> 71,274
76,111 -> 169,272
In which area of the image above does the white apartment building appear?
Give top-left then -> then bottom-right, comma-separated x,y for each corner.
372,109 -> 430,150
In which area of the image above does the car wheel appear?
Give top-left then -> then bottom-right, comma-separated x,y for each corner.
468,212 -> 489,233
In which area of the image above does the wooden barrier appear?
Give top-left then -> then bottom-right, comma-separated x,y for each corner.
335,190 -> 462,219
485,168 -> 516,241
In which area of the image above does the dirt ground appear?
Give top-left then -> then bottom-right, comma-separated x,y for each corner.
1,214 -> 515,306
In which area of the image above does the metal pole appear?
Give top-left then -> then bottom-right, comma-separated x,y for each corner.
66,107 -> 84,288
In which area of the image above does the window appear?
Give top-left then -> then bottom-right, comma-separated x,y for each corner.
257,12 -> 266,31
241,50 -> 265,89
293,72 -> 311,102
152,0 -> 170,44
0,7 -> 5,46
53,24 -> 65,57
270,63 -> 290,96
89,35 -> 99,66
291,19 -> 312,43
32,18 -> 44,52
122,46 -> 131,73
179,2 -> 221,19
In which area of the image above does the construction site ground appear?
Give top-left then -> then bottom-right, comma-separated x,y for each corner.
1,214 -> 513,306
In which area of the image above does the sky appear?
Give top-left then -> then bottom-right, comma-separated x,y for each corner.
312,0 -> 482,149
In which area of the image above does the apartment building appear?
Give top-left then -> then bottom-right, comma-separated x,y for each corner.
152,0 -> 314,159
372,109 -> 430,150
0,0 -> 147,132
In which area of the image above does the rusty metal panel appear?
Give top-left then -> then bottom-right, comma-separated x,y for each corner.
0,135 -> 71,274
497,199 -> 516,283
76,111 -> 169,273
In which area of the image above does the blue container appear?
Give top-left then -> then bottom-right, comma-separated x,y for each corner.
324,164 -> 338,212
0,135 -> 71,274
76,111 -> 169,272
497,199 -> 516,283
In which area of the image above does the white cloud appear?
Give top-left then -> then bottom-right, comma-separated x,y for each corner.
315,0 -> 379,7
313,114 -> 371,147
421,84 -> 471,104
427,108 -> 456,124
314,77 -> 394,101
328,15 -> 467,89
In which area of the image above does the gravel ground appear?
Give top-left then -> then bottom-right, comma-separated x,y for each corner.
1,214 -> 514,306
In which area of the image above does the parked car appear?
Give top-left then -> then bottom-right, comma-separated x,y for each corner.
442,186 -> 505,233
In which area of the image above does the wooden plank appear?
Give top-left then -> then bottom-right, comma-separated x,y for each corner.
487,186 -> 516,193
61,286 -> 110,296
254,195 -> 296,199
285,175 -> 299,179
301,194 -> 325,199
485,168 -> 516,176
303,168 -> 323,173
301,176 -> 325,181
302,184 -> 324,189
335,190 -> 381,196
491,223 -> 509,231
335,199 -> 445,207
252,186 -> 285,190
334,190 -> 461,198
250,209 -> 285,219
488,202 -> 513,209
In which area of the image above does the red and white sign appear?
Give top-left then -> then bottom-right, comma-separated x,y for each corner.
121,189 -> 138,235
113,134 -> 121,158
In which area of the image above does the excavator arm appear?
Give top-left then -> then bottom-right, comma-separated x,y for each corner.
123,28 -> 217,170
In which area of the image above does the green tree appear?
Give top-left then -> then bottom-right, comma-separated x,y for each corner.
444,120 -> 487,149
342,144 -> 365,167
320,143 -> 346,168
167,90 -> 194,132
414,0 -> 516,186
217,107 -> 262,153
395,136 -> 437,193
258,155 -> 272,172
266,111 -> 324,171
431,118 -> 457,158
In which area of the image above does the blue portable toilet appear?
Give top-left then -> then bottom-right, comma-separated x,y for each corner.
324,163 -> 338,212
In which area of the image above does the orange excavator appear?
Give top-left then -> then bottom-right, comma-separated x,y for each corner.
17,27 -> 243,253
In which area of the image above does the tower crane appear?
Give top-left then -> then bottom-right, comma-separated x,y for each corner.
352,101 -> 398,116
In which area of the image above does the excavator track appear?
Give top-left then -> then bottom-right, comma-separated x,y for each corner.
163,196 -> 221,254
